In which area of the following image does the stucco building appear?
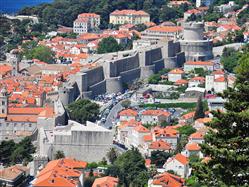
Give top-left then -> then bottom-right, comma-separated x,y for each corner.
109,10 -> 150,25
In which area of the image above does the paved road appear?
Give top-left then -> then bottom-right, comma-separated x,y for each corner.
103,102 -> 123,129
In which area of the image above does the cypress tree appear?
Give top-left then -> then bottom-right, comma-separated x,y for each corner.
194,95 -> 205,120
192,53 -> 249,186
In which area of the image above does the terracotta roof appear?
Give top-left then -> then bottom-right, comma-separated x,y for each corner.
33,158 -> 87,187
92,176 -> 118,187
149,140 -> 171,150
0,165 -> 29,181
111,9 -> 149,16
169,68 -> 184,74
181,111 -> 195,120
78,13 -> 100,18
185,142 -> 201,151
196,118 -> 212,124
214,76 -> 226,82
212,69 -> 225,75
189,132 -> 204,139
146,25 -> 182,33
142,110 -> 171,117
118,119 -> 141,129
154,128 -> 178,138
174,153 -> 189,165
185,61 -> 214,66
134,125 -> 150,133
119,109 -> 138,117
0,64 -> 13,75
143,134 -> 153,142
186,9 -> 201,14
175,79 -> 188,85
190,76 -> 205,82
152,172 -> 185,187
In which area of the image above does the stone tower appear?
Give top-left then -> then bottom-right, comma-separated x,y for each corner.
0,88 -> 8,116
180,22 -> 213,61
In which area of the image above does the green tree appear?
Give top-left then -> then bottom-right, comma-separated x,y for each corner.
177,125 -> 196,136
150,150 -> 172,167
97,36 -> 120,54
107,148 -> 148,187
221,47 -> 241,73
30,45 -> 55,63
148,74 -> 161,84
0,140 -> 15,166
67,99 -> 99,124
121,100 -> 131,109
194,96 -> 205,120
193,52 -> 249,186
10,137 -> 36,164
107,147 -> 119,164
54,150 -> 65,159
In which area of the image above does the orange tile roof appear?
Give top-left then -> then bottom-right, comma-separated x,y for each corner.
142,110 -> 171,117
0,64 -> 13,75
212,69 -> 225,75
196,118 -> 212,124
181,111 -> 195,120
185,142 -> 201,151
152,172 -> 185,187
92,176 -> 118,187
214,76 -> 226,82
34,158 -> 87,187
119,109 -> 138,117
169,68 -> 184,74
186,9 -> 201,14
146,25 -> 182,33
149,140 -> 171,150
174,79 -> 188,85
111,9 -> 149,16
78,13 -> 100,18
143,134 -> 153,142
145,159 -> 151,167
0,165 -> 29,181
134,125 -> 150,133
190,76 -> 205,82
185,61 -> 214,66
8,107 -> 53,115
189,132 -> 204,139
174,153 -> 189,165
154,128 -> 179,138
7,115 -> 38,122
119,119 -> 141,129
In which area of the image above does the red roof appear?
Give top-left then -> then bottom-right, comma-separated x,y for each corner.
92,176 -> 118,187
189,132 -> 204,139
134,125 -> 150,133
119,109 -> 138,117
152,172 -> 185,187
174,153 -> 189,165
169,68 -> 184,74
185,142 -> 201,151
142,110 -> 171,117
33,158 -> 87,187
111,9 -> 149,16
149,140 -> 171,150
146,26 -> 182,33
185,61 -> 214,66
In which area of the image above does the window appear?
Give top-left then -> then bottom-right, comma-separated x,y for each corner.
29,124 -> 32,128
2,109 -> 4,113
2,101 -> 5,105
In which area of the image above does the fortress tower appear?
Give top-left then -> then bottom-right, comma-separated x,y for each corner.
180,22 -> 213,61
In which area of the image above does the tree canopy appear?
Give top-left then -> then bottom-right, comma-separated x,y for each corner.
106,148 -> 148,187
194,96 -> 205,120
0,137 -> 36,166
97,36 -> 120,54
192,52 -> 249,186
67,99 -> 100,124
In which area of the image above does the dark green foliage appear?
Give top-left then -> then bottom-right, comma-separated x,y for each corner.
121,100 -> 131,109
22,45 -> 55,63
194,68 -> 207,77
54,150 -> 65,159
148,74 -> 161,84
67,99 -> 99,124
221,47 -> 241,73
193,52 -> 249,186
0,137 -> 36,166
97,36 -> 120,54
106,148 -> 119,164
194,96 -> 205,120
237,4 -> 249,25
106,148 -> 148,187
177,125 -> 196,136
150,150 -> 172,167
142,102 -> 198,109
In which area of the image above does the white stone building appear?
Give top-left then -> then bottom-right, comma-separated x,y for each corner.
141,110 -> 171,125
163,153 -> 190,178
168,69 -> 185,82
184,61 -> 214,72
73,13 -> 100,34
